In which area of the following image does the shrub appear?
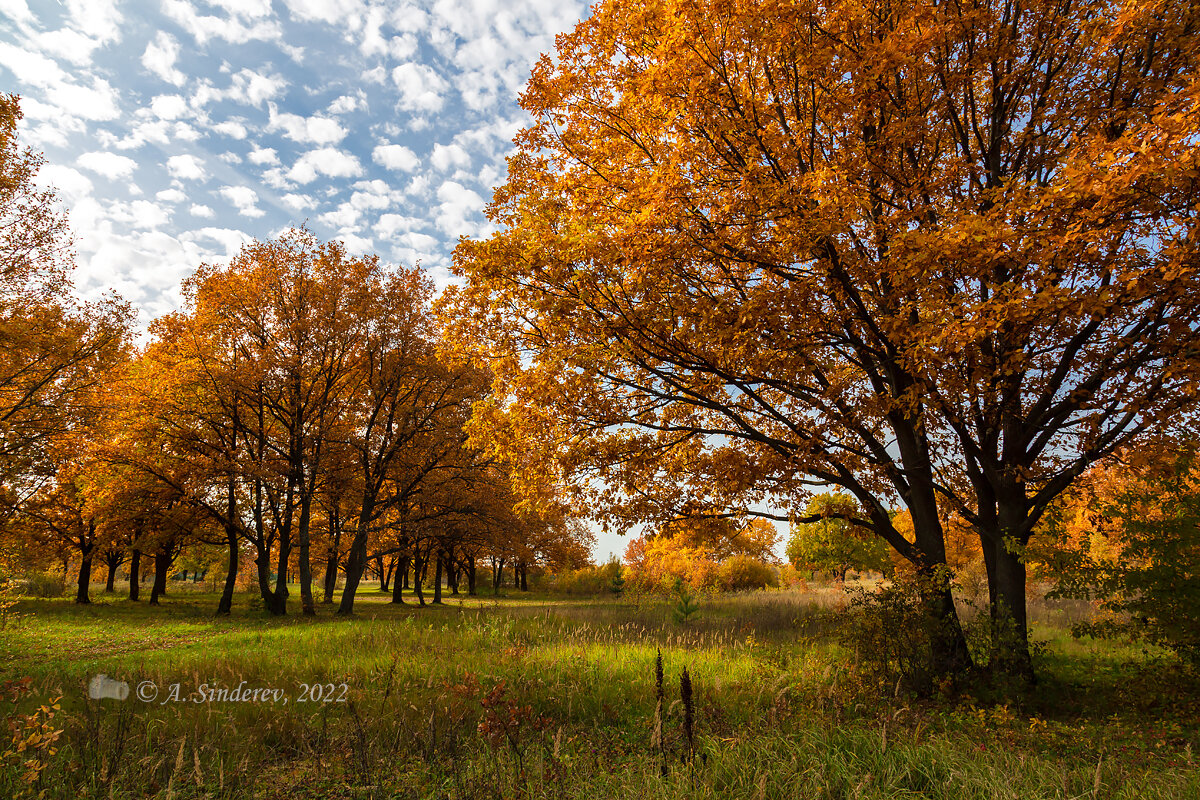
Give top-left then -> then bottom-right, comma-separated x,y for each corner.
22,573 -> 63,599
717,555 -> 776,591
551,558 -> 625,595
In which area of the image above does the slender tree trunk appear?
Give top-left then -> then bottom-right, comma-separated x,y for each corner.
322,508 -> 341,604
298,485 -> 316,616
217,519 -> 239,616
391,550 -> 407,604
519,561 -> 528,591
129,549 -> 141,601
467,555 -> 476,596
447,546 -> 459,595
492,558 -> 504,594
432,548 -> 444,604
376,555 -> 390,592
103,552 -> 120,593
413,546 -> 426,606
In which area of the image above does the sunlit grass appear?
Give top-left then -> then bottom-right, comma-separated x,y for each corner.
1,584 -> 1197,799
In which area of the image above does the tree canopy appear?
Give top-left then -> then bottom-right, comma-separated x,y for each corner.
444,0 -> 1200,682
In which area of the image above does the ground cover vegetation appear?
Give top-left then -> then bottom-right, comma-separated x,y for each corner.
1,589 -> 1199,800
2,0 -> 1200,796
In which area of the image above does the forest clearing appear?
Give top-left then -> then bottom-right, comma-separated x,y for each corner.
2,583 -> 1198,799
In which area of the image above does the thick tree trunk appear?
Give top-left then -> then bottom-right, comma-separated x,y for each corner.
337,502 -> 375,615
492,558 -> 504,594
519,561 -> 528,591
149,549 -> 169,606
75,547 -> 93,604
128,549 -> 140,601
985,494 -> 1034,686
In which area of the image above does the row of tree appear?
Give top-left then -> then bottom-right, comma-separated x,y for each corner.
0,93 -> 590,615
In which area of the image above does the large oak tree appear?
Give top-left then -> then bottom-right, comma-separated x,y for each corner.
445,0 -> 1200,682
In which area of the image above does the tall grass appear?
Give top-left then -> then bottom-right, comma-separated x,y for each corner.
1,587 -> 1196,799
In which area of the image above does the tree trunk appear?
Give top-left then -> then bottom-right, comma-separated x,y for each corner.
377,555 -> 390,592
149,549 -> 169,606
519,561 -> 528,591
103,551 -> 120,593
75,546 -> 93,604
297,487 -> 316,616
217,517 -> 239,616
322,508 -> 341,604
337,501 -> 376,615
467,555 -> 476,596
986,494 -> 1034,686
413,547 -> 426,606
129,549 -> 140,601
398,554 -> 412,604
432,548 -> 444,604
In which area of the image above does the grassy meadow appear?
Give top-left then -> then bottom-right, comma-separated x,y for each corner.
1,582 -> 1198,799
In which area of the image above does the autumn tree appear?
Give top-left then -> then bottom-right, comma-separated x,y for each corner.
445,0 -> 1200,684
0,94 -> 130,497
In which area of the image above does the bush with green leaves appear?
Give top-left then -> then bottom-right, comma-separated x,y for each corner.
1046,448 -> 1200,664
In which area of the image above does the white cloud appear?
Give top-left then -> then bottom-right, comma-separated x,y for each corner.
281,193 -> 315,211
0,0 -> 34,24
227,68 -> 288,107
66,0 -> 123,45
248,147 -> 279,165
268,106 -> 347,144
217,186 -> 266,218
142,32 -> 185,86
212,120 -> 248,139
167,154 -> 207,181
372,143 -> 419,171
337,233 -> 375,255
77,151 -> 138,179
48,77 -> 122,121
150,94 -> 189,120
287,148 -> 364,183
374,213 -> 424,239
281,0 -> 367,25
156,188 -> 187,204
109,199 -> 171,229
431,143 -> 470,171
318,204 -> 361,230
37,165 -> 93,203
434,180 -> 485,236
190,204 -> 215,218
163,0 -> 284,45
30,28 -> 102,66
327,94 -> 364,115
392,63 -> 448,112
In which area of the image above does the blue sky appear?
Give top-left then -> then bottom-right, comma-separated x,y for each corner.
0,0 -> 658,561
0,0 -> 588,324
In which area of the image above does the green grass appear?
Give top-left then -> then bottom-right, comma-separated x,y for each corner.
1,584 -> 1197,799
